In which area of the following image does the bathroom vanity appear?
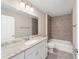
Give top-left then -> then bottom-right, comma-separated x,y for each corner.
1,3 -> 47,59
2,37 -> 47,59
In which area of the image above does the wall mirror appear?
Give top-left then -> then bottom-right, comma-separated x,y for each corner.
1,3 -> 38,44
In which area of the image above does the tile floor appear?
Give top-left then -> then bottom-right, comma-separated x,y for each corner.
46,49 -> 73,59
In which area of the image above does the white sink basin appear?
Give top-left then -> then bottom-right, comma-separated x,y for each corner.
24,40 -> 39,45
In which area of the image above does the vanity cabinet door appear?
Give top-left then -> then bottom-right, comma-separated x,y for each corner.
26,50 -> 38,59
25,40 -> 47,59
11,52 -> 24,59
37,41 -> 47,59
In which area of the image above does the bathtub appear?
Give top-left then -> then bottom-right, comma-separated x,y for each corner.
47,39 -> 73,53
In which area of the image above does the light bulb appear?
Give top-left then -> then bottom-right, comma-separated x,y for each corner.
30,7 -> 34,12
26,5 -> 30,10
20,2 -> 25,8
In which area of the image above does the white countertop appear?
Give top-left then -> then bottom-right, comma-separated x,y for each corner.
2,36 -> 47,59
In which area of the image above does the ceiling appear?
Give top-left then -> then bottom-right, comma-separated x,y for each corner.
30,0 -> 74,17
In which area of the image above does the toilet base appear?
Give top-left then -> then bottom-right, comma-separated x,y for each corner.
48,48 -> 54,53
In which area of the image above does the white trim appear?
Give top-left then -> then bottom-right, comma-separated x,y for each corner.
45,13 -> 48,38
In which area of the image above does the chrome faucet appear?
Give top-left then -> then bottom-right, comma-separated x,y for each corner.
24,32 -> 30,41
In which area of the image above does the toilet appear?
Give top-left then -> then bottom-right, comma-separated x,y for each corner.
47,40 -> 55,53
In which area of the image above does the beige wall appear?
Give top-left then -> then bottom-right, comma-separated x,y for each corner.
51,14 -> 72,42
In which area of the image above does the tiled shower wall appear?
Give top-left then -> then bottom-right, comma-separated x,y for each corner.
47,15 -> 52,39
50,14 -> 72,42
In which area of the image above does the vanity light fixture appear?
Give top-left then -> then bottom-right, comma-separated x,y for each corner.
20,0 -> 34,12
30,7 -> 34,12
25,5 -> 30,10
20,1 -> 25,8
